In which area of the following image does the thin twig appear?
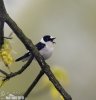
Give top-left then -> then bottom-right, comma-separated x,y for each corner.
4,37 -> 12,39
4,32 -> 13,39
0,69 -> 8,76
24,70 -> 44,99
3,56 -> 33,81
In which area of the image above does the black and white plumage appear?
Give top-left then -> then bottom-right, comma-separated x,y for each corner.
15,35 -> 56,62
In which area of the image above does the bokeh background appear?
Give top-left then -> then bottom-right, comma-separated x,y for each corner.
0,0 -> 96,100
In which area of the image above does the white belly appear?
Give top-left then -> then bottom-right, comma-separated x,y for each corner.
39,42 -> 54,60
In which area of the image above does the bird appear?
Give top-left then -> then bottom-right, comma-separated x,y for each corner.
15,35 -> 56,62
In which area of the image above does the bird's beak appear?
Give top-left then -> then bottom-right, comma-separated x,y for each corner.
51,37 -> 56,43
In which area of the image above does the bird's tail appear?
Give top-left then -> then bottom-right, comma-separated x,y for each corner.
15,55 -> 26,62
15,52 -> 32,62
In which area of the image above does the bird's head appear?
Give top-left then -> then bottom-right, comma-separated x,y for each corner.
41,35 -> 56,44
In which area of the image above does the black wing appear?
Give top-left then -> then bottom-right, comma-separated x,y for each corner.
15,42 -> 45,62
35,42 -> 45,50
15,52 -> 31,62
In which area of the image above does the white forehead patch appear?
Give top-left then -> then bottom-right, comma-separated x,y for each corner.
50,36 -> 53,39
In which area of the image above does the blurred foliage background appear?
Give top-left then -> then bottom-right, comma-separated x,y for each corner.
0,0 -> 96,100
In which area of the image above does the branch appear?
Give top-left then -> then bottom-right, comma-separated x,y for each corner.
0,12 -> 4,48
0,69 -> 8,76
0,0 -> 7,48
24,70 -> 44,98
0,20 -> 4,48
3,56 -> 33,81
0,0 -> 6,14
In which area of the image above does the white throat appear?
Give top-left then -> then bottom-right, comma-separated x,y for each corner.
40,41 -> 54,60
40,38 -> 46,44
40,38 -> 54,60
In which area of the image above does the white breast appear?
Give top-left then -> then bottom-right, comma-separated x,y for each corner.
39,42 -> 54,60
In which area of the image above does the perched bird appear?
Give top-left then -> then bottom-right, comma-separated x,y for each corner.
15,35 -> 56,62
